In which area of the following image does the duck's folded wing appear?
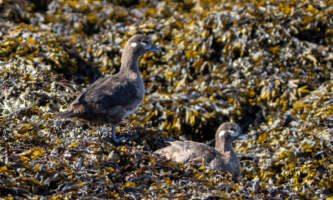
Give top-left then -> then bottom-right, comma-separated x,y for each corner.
58,76 -> 109,117
63,76 -> 139,116
154,141 -> 218,164
84,81 -> 139,109
182,142 -> 218,164
154,141 -> 192,162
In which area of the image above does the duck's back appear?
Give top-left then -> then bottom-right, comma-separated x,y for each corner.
154,141 -> 221,166
154,140 -> 240,177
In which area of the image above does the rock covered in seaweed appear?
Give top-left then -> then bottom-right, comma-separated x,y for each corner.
0,0 -> 332,199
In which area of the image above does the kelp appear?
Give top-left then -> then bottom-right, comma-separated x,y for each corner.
0,0 -> 332,199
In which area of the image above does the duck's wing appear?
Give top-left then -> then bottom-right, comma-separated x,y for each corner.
154,141 -> 192,163
154,141 -> 218,164
57,76 -> 108,117
182,141 -> 219,164
58,75 -> 138,118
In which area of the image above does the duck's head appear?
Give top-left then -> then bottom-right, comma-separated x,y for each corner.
216,122 -> 242,142
125,34 -> 161,55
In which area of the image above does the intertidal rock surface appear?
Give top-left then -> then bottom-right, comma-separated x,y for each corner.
0,0 -> 332,199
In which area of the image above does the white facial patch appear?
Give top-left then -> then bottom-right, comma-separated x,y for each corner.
218,130 -> 227,137
131,42 -> 137,48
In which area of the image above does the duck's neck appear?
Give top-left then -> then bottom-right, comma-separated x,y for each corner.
120,48 -> 141,74
216,137 -> 240,179
215,138 -> 234,154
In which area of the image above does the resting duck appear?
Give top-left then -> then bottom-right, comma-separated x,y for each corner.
154,122 -> 242,178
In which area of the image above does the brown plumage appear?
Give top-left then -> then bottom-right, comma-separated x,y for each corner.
58,34 -> 161,143
154,122 -> 242,178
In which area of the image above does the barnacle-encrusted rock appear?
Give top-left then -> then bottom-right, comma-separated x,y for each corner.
0,0 -> 332,199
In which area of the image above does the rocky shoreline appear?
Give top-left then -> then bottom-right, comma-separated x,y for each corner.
0,0 -> 332,199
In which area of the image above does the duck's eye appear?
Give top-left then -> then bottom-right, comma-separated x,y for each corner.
141,40 -> 149,46
230,129 -> 239,137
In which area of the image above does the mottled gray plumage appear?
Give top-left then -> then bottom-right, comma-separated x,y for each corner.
154,122 -> 242,178
58,34 -> 161,143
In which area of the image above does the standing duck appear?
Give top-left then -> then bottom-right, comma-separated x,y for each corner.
58,34 -> 161,143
